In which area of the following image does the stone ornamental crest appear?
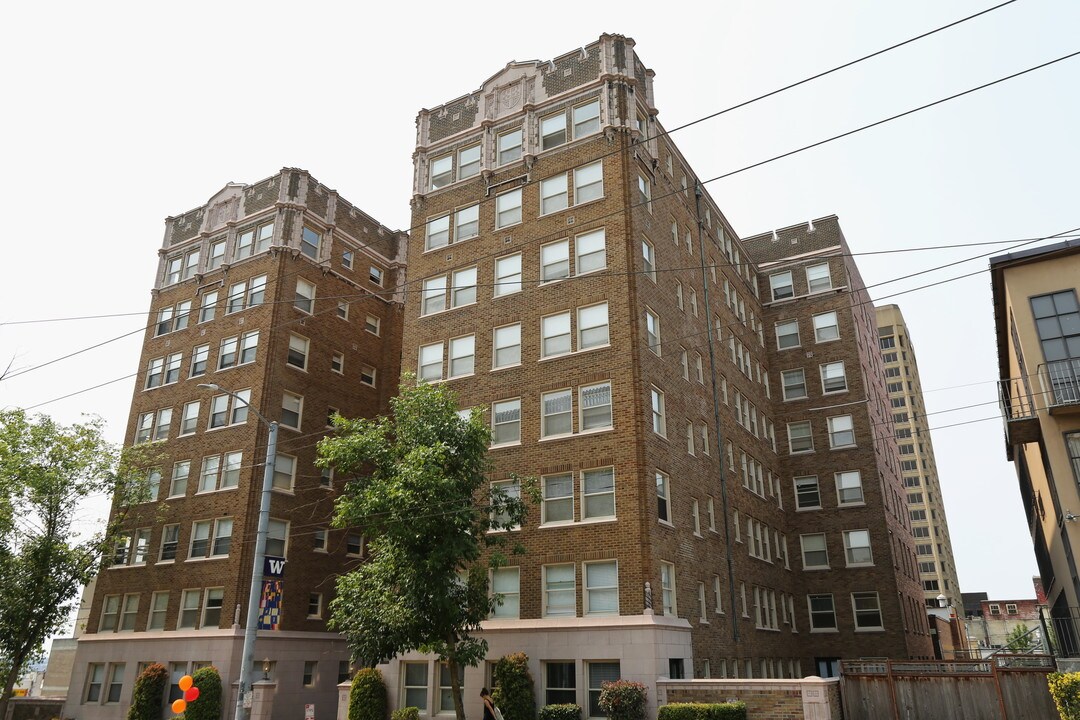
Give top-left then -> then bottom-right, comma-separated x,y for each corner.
500,84 -> 521,110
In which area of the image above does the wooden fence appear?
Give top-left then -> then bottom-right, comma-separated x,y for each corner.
840,656 -> 1058,720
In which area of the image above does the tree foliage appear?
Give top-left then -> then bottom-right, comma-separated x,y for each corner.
185,666 -> 223,720
1048,672 -> 1080,720
0,409 -> 152,720
1004,622 -> 1035,652
598,680 -> 647,720
127,663 -> 169,720
319,379 -> 534,720
348,668 -> 387,720
492,653 -> 536,720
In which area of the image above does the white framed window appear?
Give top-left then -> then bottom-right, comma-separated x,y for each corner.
455,204 -> 479,241
543,564 -> 576,617
426,215 -> 450,250
574,99 -> 601,137
686,422 -> 695,456
541,111 -> 567,149
582,467 -> 615,519
787,421 -> 813,453
577,302 -> 609,350
430,155 -> 453,190
331,352 -> 345,374
492,324 -> 521,369
806,263 -> 832,293
496,188 -> 522,228
418,342 -> 443,382
541,389 -> 573,438
689,288 -> 699,316
573,161 -> 603,204
422,275 -> 447,315
676,282 -> 684,310
541,240 -> 570,282
360,364 -> 376,387
575,228 -> 606,274
448,335 -> 475,378
281,392 -> 303,429
776,320 -> 800,349
584,561 -> 618,615
645,309 -> 661,355
656,471 -> 670,523
491,399 -> 521,445
651,387 -> 666,436
170,461 -> 190,498
494,253 -> 522,297
401,663 -> 428,711
99,595 -> 121,631
691,497 -> 701,533
828,415 -> 855,448
660,562 -> 676,616
207,389 -> 250,429
579,382 -> 612,431
148,591 -> 169,631
153,409 -> 171,441
541,311 -> 571,358
695,354 -> 704,384
266,519 -> 289,557
300,227 -> 322,260
218,337 -> 239,370
813,311 -> 840,342
369,266 -> 384,286
794,476 -> 820,510
235,221 -> 274,258
491,567 -> 520,618
497,129 -> 523,165
458,144 -> 481,180
800,534 -> 829,569
238,331 -> 258,365
642,238 -> 655,281
707,497 -> 716,531
542,473 -> 574,524
836,471 -> 864,505
697,582 -> 708,621
346,534 -> 363,557
287,334 -> 309,370
843,530 -> 873,566
540,173 -> 569,215
781,369 -> 807,400
197,457 -> 220,493
221,451 -> 242,489
295,278 -> 315,314
159,525 -> 179,562
364,315 -> 381,336
178,589 -> 201,628
638,174 -> 651,212
341,250 -> 353,269
199,291 -> 217,323
852,592 -> 883,630
770,271 -> 794,300
189,344 -> 209,378
313,529 -> 328,552
821,361 -> 847,393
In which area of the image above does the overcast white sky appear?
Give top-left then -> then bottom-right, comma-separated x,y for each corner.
2,0 -> 1077,602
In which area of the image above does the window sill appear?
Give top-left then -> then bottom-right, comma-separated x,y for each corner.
194,487 -> 239,496
845,563 -> 875,569
802,566 -> 831,572
658,519 -> 675,529
837,502 -> 866,509
185,557 -> 227,563
491,363 -> 523,373
809,628 -> 839,634
539,343 -> 611,364
782,396 -> 809,403
854,627 -> 886,633
795,506 -> 823,513
538,517 -> 617,530
156,560 -> 175,566
830,445 -> 857,451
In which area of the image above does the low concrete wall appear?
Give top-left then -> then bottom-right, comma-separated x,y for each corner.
657,678 -> 841,720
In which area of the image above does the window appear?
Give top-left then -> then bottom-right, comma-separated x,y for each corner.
584,561 -> 618,615
202,588 -> 224,628
266,519 -> 288,557
580,382 -> 612,431
168,461 -> 190,498
794,476 -> 821,510
273,454 -> 296,491
656,471 -> 670,523
363,315 -> 381,336
178,590 -> 201,628
281,392 -> 303,429
402,663 -> 428,711
458,144 -> 481,180
843,530 -> 873,566
545,662 -> 576,705
492,399 -> 521,445
300,226 -> 322,259
806,263 -> 832,293
235,221 -> 274,258
430,155 -> 453,190
641,238 -> 655,281
821,362 -> 847,393
852,592 -> 883,630
650,387 -> 666,436
207,389 -> 249,429
587,662 -> 619,719
221,451 -> 242,489
437,663 -> 464,715
544,564 -> 576,616
498,129 -> 522,165
199,291 -> 217,323
787,421 -> 813,453
645,310 -> 661,355
494,253 -> 522,296
540,174 -> 568,215
237,331 -> 258,365
808,594 -> 837,631
541,312 -> 571,358
491,567 -> 520,618
336,301 -> 349,320
346,534 -> 363,557
1031,291 -> 1080,404
491,324 -> 521,369
801,534 -> 829,569
1006,603 -> 1019,614
776,320 -> 800,349
660,562 -> 677,615
582,467 -> 615,519
328,352 -> 345,375
836,471 -> 864,505
360,365 -> 376,387
295,278 -> 315,313
574,162 -> 603,204
575,228 -> 606,274
419,342 -> 443,382
369,266 -> 384,286
638,174 -> 651,211
541,390 -> 572,438
495,188 -> 522,228
695,354 -> 704,383
147,591 -> 169,631
455,204 -> 479,242
99,595 -> 121,631
341,250 -> 354,270
307,592 -> 324,618
770,272 -> 793,300
422,275 -> 447,315
541,240 -> 570,282
828,415 -> 855,448
578,303 -> 609,349
813,311 -> 839,342
781,369 -> 807,400
287,334 -> 309,370
84,663 -> 106,703
160,525 -> 179,562
447,335 -> 475,378
312,529 -> 328,553
153,409 -> 171,441
301,660 -> 318,688
689,288 -> 698,316
106,663 -> 125,703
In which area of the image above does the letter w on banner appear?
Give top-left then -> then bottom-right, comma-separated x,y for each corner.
258,579 -> 283,630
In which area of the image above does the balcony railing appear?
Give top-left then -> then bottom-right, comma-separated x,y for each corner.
1043,359 -> 1080,410
999,361 -> 1080,448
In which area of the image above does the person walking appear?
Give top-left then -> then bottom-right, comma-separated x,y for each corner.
481,688 -> 499,720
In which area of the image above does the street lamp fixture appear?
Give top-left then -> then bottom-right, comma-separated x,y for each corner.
937,594 -> 948,609
197,383 -> 278,720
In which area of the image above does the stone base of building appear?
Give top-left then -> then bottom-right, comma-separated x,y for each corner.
657,678 -> 842,720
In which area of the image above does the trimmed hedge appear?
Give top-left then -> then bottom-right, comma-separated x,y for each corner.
349,668 -> 388,720
1049,672 -> 1080,720
185,667 -> 223,720
492,653 -> 537,720
657,702 -> 747,720
598,680 -> 646,720
391,708 -> 420,720
127,663 -> 168,720
538,705 -> 580,720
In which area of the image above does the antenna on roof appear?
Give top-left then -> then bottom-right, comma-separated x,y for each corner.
807,219 -> 816,233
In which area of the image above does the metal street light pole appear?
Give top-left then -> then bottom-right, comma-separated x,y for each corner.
197,383 -> 278,720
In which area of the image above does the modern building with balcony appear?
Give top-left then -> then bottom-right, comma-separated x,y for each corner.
991,239 -> 1080,656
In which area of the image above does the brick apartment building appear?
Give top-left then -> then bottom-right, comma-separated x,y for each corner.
389,32 -> 931,719
875,305 -> 963,610
66,169 -> 407,720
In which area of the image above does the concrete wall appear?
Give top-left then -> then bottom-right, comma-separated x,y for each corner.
657,677 -> 841,720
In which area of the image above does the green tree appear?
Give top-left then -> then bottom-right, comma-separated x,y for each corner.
492,653 -> 536,720
1005,622 -> 1035,652
127,663 -> 168,720
185,666 -> 223,720
348,668 -> 387,720
318,380 -> 534,720
0,409 -> 151,720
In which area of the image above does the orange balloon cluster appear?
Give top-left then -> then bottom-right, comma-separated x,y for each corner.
171,675 -> 200,714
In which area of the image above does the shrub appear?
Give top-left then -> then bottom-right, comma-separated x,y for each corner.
538,704 -> 580,720
1049,672 -> 1080,720
185,666 -> 223,720
391,708 -> 419,720
656,702 -> 747,720
492,653 -> 536,720
349,668 -> 388,720
127,663 -> 168,720
598,680 -> 647,720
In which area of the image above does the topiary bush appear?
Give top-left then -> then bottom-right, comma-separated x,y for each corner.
538,705 -> 580,720
390,708 -> 419,720
127,663 -> 168,720
349,668 -> 388,720
1048,672 -> 1080,720
492,653 -> 536,720
185,666 -> 223,720
598,680 -> 646,720
656,702 -> 747,720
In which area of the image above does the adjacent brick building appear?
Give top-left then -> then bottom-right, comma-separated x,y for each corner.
66,169 -> 407,720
